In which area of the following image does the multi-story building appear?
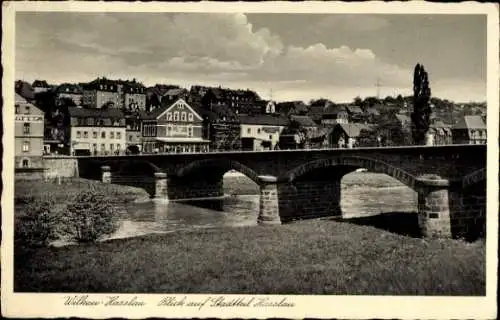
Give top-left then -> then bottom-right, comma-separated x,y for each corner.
141,98 -> 210,154
82,77 -> 146,110
67,107 -> 126,155
239,114 -> 289,151
202,87 -> 261,114
452,115 -> 487,145
428,120 -> 453,145
330,123 -> 374,149
125,112 -> 143,154
55,83 -> 83,106
15,93 -> 45,168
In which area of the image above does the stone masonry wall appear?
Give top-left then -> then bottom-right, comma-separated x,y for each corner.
278,179 -> 342,223
43,157 -> 79,178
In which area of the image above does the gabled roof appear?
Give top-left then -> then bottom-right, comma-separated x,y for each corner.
453,115 -> 486,130
32,80 -> 50,88
15,93 -> 27,104
164,88 -> 187,96
336,123 -> 374,138
56,83 -> 83,94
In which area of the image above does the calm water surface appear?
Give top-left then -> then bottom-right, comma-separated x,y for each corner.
108,172 -> 417,240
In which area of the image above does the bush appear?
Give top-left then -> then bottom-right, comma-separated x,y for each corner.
15,197 -> 62,247
61,190 -> 119,243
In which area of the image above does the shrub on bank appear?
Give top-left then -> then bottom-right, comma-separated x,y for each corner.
61,189 -> 120,243
14,196 -> 62,247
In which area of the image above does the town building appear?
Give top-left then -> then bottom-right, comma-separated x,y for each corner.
125,112 -> 143,154
141,99 -> 210,154
161,88 -> 190,105
452,115 -> 487,145
239,114 -> 289,151
428,120 -> 453,145
67,107 -> 126,156
330,123 -> 374,149
82,77 -> 146,110
32,80 -> 51,93
345,105 -> 365,123
289,115 -> 318,137
276,101 -> 309,116
202,87 -> 261,115
309,102 -> 349,125
15,93 -> 45,169
55,83 -> 83,106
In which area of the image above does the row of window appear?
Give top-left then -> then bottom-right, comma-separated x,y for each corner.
76,130 -> 123,139
90,143 -> 122,151
76,117 -> 123,126
166,111 -> 195,122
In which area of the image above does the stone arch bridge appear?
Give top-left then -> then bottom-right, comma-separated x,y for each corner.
75,144 -> 487,239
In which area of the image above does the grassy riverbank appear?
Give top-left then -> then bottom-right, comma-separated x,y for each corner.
15,219 -> 485,295
15,178 -> 150,206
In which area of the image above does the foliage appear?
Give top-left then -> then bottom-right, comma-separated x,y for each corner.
61,189 -> 120,243
15,196 -> 62,247
411,63 -> 432,144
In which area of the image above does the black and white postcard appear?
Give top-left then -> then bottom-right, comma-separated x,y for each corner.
2,1 -> 498,319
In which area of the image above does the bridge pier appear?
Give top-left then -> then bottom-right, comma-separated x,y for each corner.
101,165 -> 111,183
152,172 -> 168,200
258,175 -> 281,225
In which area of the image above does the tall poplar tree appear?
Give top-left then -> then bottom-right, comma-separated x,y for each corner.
411,63 -> 432,145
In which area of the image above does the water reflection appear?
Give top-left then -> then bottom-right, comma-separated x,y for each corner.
110,172 -> 418,240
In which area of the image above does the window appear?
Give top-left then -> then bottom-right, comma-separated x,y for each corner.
15,104 -> 20,114
76,131 -> 81,138
269,135 -> 273,140
84,131 -> 88,138
110,144 -> 114,151
22,141 -> 30,152
247,128 -> 251,134
257,128 -> 261,134
188,113 -> 194,121
117,144 -> 121,150
174,111 -> 179,121
93,131 -> 97,138
129,135 -> 133,141
117,132 -> 121,139
24,106 -> 30,114
101,131 -> 106,139
166,113 -> 173,121
93,143 -> 97,150
188,126 -> 193,137
181,112 -> 187,121
23,123 -> 30,134
110,132 -> 115,139
87,117 -> 94,126
101,143 -> 105,151
22,159 -> 29,168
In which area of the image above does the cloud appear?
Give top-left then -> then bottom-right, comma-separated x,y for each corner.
15,12 -> 483,102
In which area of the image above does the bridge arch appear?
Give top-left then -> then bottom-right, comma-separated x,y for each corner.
177,158 -> 261,185
115,160 -> 163,177
282,156 -> 417,190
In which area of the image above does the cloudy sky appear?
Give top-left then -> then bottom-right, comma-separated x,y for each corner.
16,12 -> 486,103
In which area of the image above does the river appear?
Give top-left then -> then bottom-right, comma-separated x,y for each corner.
107,172 -> 418,241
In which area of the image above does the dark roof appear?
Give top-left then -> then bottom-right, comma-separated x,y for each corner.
32,80 -> 50,88
67,107 -> 125,119
336,123 -> 374,138
276,101 -> 309,114
365,107 -> 380,116
290,115 -> 316,127
453,115 -> 486,130
55,83 -> 83,94
395,114 -> 411,125
238,114 -> 289,126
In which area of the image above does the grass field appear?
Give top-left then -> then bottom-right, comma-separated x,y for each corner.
14,219 -> 485,295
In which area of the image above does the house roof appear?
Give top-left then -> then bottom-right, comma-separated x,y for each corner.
365,107 -> 380,116
238,114 -> 289,126
276,101 -> 309,114
164,88 -> 186,96
32,80 -> 50,88
346,105 -> 364,114
453,115 -> 486,130
337,123 -> 374,138
15,93 -> 27,104
395,114 -> 411,125
290,115 -> 316,127
56,83 -> 83,94
67,107 -> 125,119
